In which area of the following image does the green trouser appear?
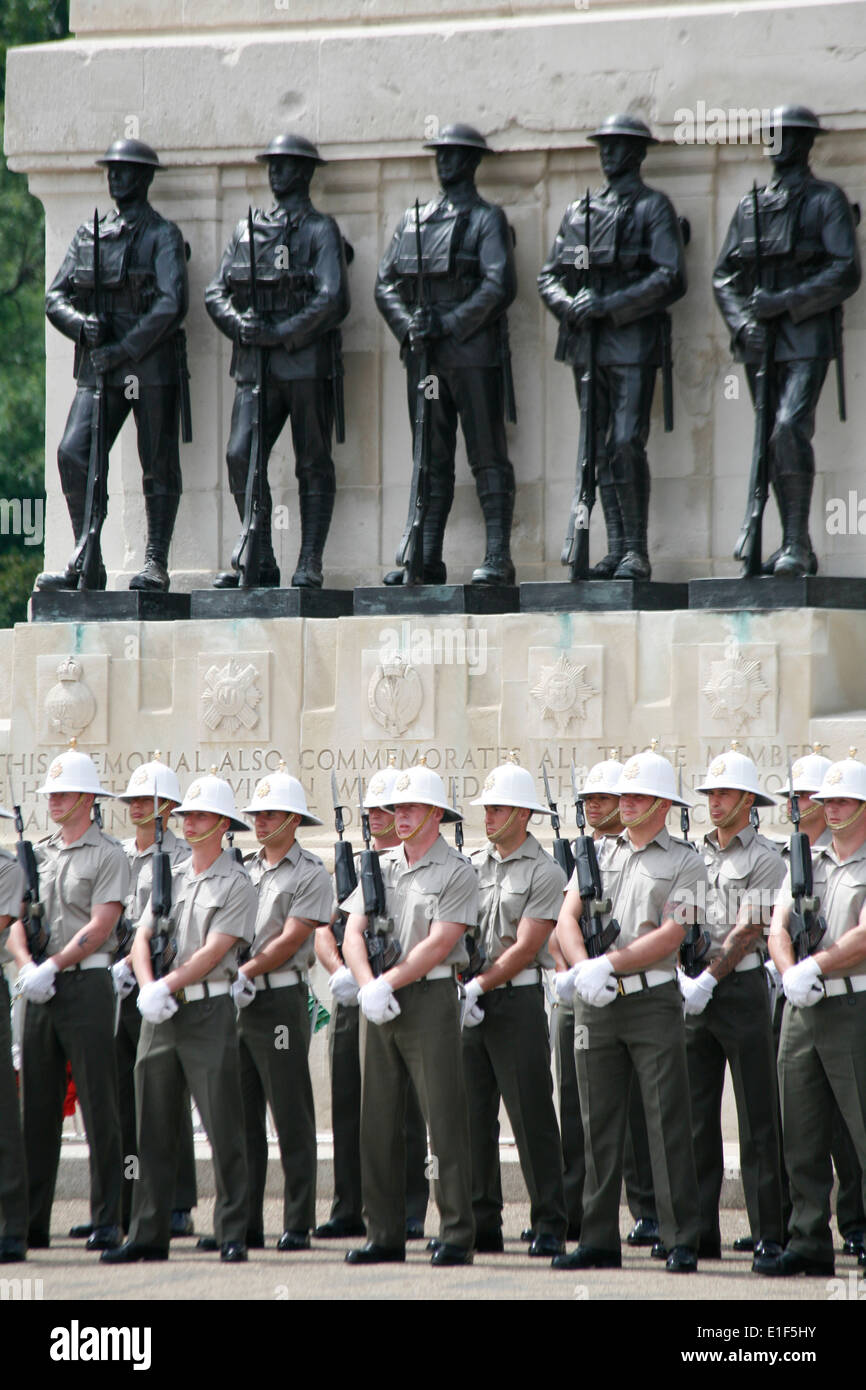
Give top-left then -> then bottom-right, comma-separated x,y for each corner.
360,977 -> 474,1250
22,969 -> 121,1238
685,967 -> 783,1246
779,990 -> 866,1264
463,981 -> 566,1239
238,982 -> 316,1235
327,1001 -> 429,1226
0,976 -> 27,1239
116,990 -> 197,1229
554,1003 -> 657,1236
575,980 -> 700,1253
131,994 -> 247,1250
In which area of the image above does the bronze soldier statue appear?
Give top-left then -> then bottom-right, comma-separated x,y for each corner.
38,139 -> 190,593
375,123 -> 518,586
714,105 -> 861,579
538,114 -> 686,581
205,133 -> 350,589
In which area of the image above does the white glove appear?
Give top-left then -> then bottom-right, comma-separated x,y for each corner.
137,979 -> 178,1025
553,963 -> 584,1006
20,958 -> 58,1004
111,957 -> 137,1000
575,956 -> 617,1008
231,971 -> 257,1010
462,978 -> 484,1007
677,967 -> 717,1017
462,1000 -> 485,1028
359,976 -> 401,1026
329,965 -> 360,1007
782,957 -> 824,1009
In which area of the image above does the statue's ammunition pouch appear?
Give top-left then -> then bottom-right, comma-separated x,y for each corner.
227,216 -> 315,314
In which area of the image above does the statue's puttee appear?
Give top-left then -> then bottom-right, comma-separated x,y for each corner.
713,105 -> 861,579
39,139 -> 190,593
538,113 -> 687,582
375,123 -> 518,586
205,133 -> 350,589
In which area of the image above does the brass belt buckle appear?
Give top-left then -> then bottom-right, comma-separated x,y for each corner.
616,977 -> 625,996
174,988 -> 186,1004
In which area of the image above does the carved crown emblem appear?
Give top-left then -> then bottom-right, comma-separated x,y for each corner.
395,773 -> 411,791
187,781 -> 202,800
710,759 -> 726,777
256,781 -> 270,798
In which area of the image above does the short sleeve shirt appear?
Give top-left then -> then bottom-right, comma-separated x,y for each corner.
776,838 -> 866,979
123,827 -> 190,923
245,840 -> 334,969
0,851 -> 25,966
702,825 -> 786,957
469,833 -> 565,967
36,823 -> 130,956
139,849 -> 256,984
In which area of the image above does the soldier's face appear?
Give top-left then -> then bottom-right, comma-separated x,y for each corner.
769,128 -> 814,170
435,146 -> 480,188
47,791 -> 91,823
597,136 -> 645,180
107,162 -> 150,204
619,793 -> 657,826
788,792 -> 822,822
268,155 -> 312,199
182,811 -> 224,843
584,793 -> 620,828
252,809 -> 297,843
127,795 -> 174,824
484,804 -> 529,840
822,797 -> 863,830
707,788 -> 751,826
394,801 -> 442,840
368,807 -> 395,836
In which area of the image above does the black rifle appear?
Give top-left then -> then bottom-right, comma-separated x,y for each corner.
542,765 -> 574,879
12,795 -> 48,965
676,767 -> 711,977
448,777 -> 484,977
750,805 -> 760,832
570,773 -> 620,959
70,209 -> 109,590
225,829 -> 244,866
332,771 -> 357,903
92,800 -> 103,830
149,787 -> 176,980
733,182 -> 774,576
395,200 -> 429,585
787,756 -> 827,962
562,189 -> 597,580
358,776 -> 400,977
229,207 -> 268,588
175,328 -> 193,444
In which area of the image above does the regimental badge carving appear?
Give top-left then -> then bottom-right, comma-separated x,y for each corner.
201,660 -> 263,737
43,657 -> 97,739
701,641 -> 771,734
529,654 -> 598,736
368,658 -> 424,738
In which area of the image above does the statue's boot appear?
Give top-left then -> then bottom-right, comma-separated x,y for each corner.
214,491 -> 280,588
291,485 -> 334,589
471,473 -> 515,585
384,487 -> 450,585
588,484 -> 626,579
35,491 -> 106,591
761,480 -> 817,576
130,494 -> 180,592
613,461 -> 652,581
773,473 -> 817,578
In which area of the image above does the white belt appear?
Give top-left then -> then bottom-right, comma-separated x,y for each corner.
823,975 -> 866,998
65,954 -> 111,972
493,966 -> 541,989
734,952 -> 762,973
180,981 -> 232,1002
254,969 -> 302,991
616,969 -> 676,996
425,965 -> 454,981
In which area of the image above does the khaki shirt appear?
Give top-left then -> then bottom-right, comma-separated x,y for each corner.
469,833 -> 565,968
775,838 -> 866,979
0,851 -> 25,966
702,825 -> 786,958
567,825 -> 708,975
36,823 -> 129,956
344,833 -> 478,969
245,840 -> 334,970
124,827 -> 190,923
139,849 -> 256,984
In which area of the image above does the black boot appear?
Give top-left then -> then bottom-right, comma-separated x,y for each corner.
384,488 -> 451,585
214,492 -> 280,588
35,489 -> 105,591
292,486 -> 334,588
613,459 -> 652,581
773,472 -> 817,577
589,485 -> 626,579
471,476 -> 515,585
130,494 -> 180,592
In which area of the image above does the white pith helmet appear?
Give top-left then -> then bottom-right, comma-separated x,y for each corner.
177,769 -> 250,832
779,745 -> 833,797
471,751 -> 551,814
388,755 -> 461,822
242,761 -> 322,826
579,751 -> 624,797
117,752 -> 182,805
696,741 -> 776,807
615,742 -> 690,806
37,738 -> 114,797
363,755 -> 401,811
813,750 -> 866,805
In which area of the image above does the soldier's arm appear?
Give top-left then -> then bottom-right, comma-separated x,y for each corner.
384,917 -> 466,990
342,910 -> 374,986
709,849 -> 785,982
6,918 -> 31,968
161,931 -> 241,994
241,914 -> 321,980
784,186 -> 862,322
548,924 -> 567,971
204,224 -> 247,341
537,211 -> 577,321
131,909 -> 155,987
555,887 -> 590,967
712,210 -> 753,344
811,901 -> 866,977
440,205 -> 516,343
117,222 -> 188,363
50,900 -> 123,971
475,915 -> 554,991
45,233 -> 90,344
601,196 -> 686,326
607,917 -> 685,974
271,218 -> 349,351
315,916 -> 344,975
768,886 -> 796,974
374,216 -> 414,346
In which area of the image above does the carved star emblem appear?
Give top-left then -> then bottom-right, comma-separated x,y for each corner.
702,646 -> 769,733
530,654 -> 597,736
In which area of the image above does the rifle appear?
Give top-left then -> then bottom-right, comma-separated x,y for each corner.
569,763 -> 620,958
225,829 -> 244,866
229,207 -> 268,588
395,200 -> 429,585
676,766 -> 711,977
70,209 -> 109,590
786,755 -> 826,963
357,776 -> 400,977
448,776 -> 484,976
562,189 -> 597,580
542,765 -> 574,879
750,805 -> 760,832
733,182 -> 774,576
149,786 -> 176,980
331,771 -> 357,903
12,793 -> 48,965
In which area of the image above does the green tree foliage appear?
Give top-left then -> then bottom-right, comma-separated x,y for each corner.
0,2 -> 70,625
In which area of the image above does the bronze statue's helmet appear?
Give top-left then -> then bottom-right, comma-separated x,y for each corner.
255,133 -> 327,164
423,123 -> 492,154
767,105 -> 828,136
96,138 -> 161,167
588,113 -> 658,145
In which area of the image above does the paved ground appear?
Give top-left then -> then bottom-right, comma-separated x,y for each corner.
15,1198 -> 861,1302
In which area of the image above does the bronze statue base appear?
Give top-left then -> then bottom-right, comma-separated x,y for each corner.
353,584 -> 520,616
29,591 -> 190,624
688,577 -> 866,611
519,581 -> 688,613
191,588 -> 353,619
